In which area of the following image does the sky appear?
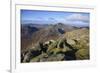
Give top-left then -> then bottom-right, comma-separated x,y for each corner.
21,9 -> 90,27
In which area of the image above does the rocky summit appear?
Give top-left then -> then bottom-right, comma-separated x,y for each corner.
21,27 -> 89,63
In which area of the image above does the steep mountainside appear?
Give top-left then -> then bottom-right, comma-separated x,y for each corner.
21,24 -> 39,50
21,23 -> 77,50
30,23 -> 77,47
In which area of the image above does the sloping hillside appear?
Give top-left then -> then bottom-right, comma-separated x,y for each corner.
21,23 -> 77,50
21,28 -> 89,63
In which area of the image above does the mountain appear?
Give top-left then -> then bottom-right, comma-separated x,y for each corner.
30,23 -> 77,46
21,24 -> 39,50
21,28 -> 89,62
21,23 -> 78,50
21,24 -> 39,38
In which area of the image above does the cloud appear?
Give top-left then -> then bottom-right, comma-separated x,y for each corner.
66,20 -> 89,27
65,14 -> 89,27
66,14 -> 89,22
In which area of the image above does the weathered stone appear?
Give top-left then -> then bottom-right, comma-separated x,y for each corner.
75,49 -> 89,60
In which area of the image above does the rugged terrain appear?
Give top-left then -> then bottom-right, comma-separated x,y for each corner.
21,23 -> 89,63
21,23 -> 77,50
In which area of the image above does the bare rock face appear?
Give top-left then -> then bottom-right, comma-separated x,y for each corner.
67,39 -> 76,45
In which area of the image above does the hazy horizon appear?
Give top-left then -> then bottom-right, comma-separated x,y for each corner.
21,9 -> 90,27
